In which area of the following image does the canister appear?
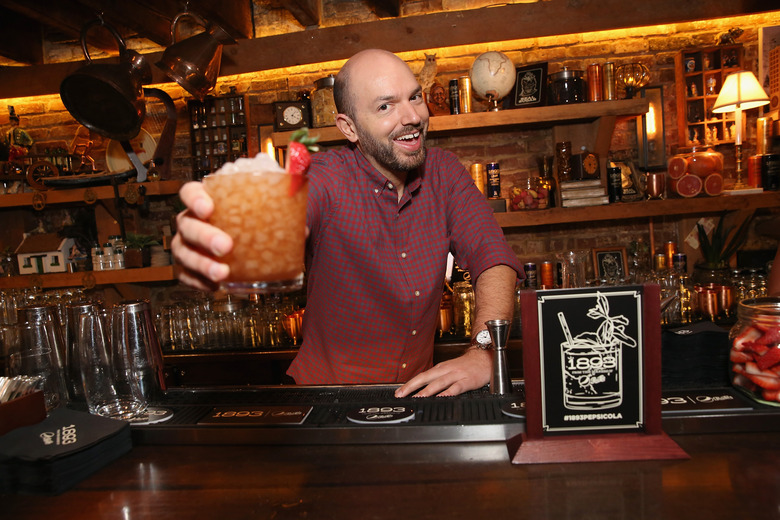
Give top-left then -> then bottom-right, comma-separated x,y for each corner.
549,67 -> 585,105
457,76 -> 472,114
607,166 -> 622,202
469,163 -> 486,195
311,74 -> 337,128
540,261 -> 555,289
486,162 -> 501,199
762,154 -> 780,191
603,62 -> 616,100
757,117 -> 773,155
449,79 -> 460,115
587,63 -> 603,102
748,155 -> 762,188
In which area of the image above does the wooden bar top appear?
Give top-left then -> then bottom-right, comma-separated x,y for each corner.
3,431 -> 778,519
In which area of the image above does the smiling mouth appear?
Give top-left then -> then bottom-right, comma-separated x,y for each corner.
394,131 -> 421,142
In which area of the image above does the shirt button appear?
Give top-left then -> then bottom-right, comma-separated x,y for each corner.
402,363 -> 407,369
414,290 -> 420,296
387,182 -> 394,189
374,188 -> 379,194
401,252 -> 407,259
411,330 -> 417,336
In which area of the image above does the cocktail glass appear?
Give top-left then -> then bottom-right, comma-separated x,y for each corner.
203,155 -> 308,295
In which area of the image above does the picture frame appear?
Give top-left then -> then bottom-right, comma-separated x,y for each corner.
592,247 -> 629,281
759,25 -> 780,111
503,62 -> 548,109
608,160 -> 645,202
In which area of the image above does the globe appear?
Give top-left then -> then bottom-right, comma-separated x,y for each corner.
469,51 -> 517,109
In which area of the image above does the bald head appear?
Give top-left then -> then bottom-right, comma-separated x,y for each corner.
334,49 -> 416,121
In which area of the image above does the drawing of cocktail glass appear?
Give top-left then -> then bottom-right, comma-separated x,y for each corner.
203,154 -> 307,295
559,311 -> 622,410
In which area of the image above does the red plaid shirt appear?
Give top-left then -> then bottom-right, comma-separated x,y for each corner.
287,146 -> 521,384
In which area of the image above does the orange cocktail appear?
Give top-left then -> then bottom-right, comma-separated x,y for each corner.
203,154 -> 308,294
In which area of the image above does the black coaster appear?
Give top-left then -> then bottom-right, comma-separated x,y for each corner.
346,405 -> 415,425
500,399 -> 526,419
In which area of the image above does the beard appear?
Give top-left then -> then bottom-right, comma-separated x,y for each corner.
354,122 -> 427,173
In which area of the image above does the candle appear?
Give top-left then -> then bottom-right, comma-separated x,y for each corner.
734,107 -> 742,146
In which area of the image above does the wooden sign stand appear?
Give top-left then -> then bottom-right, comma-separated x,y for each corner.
509,284 -> 689,464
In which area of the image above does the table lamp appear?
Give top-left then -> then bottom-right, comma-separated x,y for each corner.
711,71 -> 770,189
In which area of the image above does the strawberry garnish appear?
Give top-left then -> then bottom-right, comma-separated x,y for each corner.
286,128 -> 319,196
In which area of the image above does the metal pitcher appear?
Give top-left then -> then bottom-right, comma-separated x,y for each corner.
60,18 -> 152,141
156,11 -> 236,100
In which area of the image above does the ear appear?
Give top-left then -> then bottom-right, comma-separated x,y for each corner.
335,114 -> 358,143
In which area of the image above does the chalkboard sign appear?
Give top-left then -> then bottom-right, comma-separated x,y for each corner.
538,287 -> 643,433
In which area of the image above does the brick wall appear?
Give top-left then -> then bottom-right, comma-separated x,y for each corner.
2,11 -> 780,277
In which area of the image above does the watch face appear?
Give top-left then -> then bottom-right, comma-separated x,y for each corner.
283,106 -> 303,125
476,329 -> 492,345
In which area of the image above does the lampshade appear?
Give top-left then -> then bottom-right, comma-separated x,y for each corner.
712,71 -> 769,113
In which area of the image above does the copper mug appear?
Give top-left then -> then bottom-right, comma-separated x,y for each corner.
646,171 -> 666,199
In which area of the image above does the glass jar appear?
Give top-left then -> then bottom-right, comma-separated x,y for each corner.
510,177 -> 551,210
311,74 -> 337,128
668,147 -> 724,178
729,297 -> 780,407
549,67 -> 585,104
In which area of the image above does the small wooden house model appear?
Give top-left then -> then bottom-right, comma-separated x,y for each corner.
15,233 -> 75,274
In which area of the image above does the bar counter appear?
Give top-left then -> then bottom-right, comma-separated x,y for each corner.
2,430 -> 779,519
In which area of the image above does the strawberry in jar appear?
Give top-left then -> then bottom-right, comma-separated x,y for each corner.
729,297 -> 780,406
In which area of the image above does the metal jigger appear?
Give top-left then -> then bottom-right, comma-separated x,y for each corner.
486,319 -> 513,395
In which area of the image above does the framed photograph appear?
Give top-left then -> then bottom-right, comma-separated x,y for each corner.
592,247 -> 629,281
608,160 -> 645,202
759,25 -> 780,111
503,62 -> 548,109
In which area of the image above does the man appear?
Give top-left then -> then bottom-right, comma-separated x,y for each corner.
172,49 -> 521,397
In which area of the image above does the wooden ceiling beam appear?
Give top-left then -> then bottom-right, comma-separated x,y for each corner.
1,0 -> 775,99
0,0 -> 118,51
280,0 -> 321,28
0,7 -> 45,64
73,0 -> 173,46
188,0 -> 254,40
367,0 -> 401,19
130,0 -> 253,41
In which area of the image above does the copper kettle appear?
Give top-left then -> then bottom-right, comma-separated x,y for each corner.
155,12 -> 236,101
60,19 -> 151,141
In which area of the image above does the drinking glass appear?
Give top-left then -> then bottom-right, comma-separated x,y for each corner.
556,250 -> 589,288
64,301 -> 95,401
112,300 -> 166,402
10,322 -> 69,412
202,156 -> 308,295
78,308 -> 147,419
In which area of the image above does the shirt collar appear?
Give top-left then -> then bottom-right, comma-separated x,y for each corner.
351,146 -> 424,202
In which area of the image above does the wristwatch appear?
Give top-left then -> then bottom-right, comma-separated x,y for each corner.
471,329 -> 493,350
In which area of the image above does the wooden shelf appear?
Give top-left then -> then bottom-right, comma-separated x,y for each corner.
0,265 -> 180,290
0,180 -> 183,209
271,98 -> 650,147
495,191 -> 780,229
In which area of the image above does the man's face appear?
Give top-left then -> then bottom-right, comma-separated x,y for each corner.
349,55 -> 430,175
